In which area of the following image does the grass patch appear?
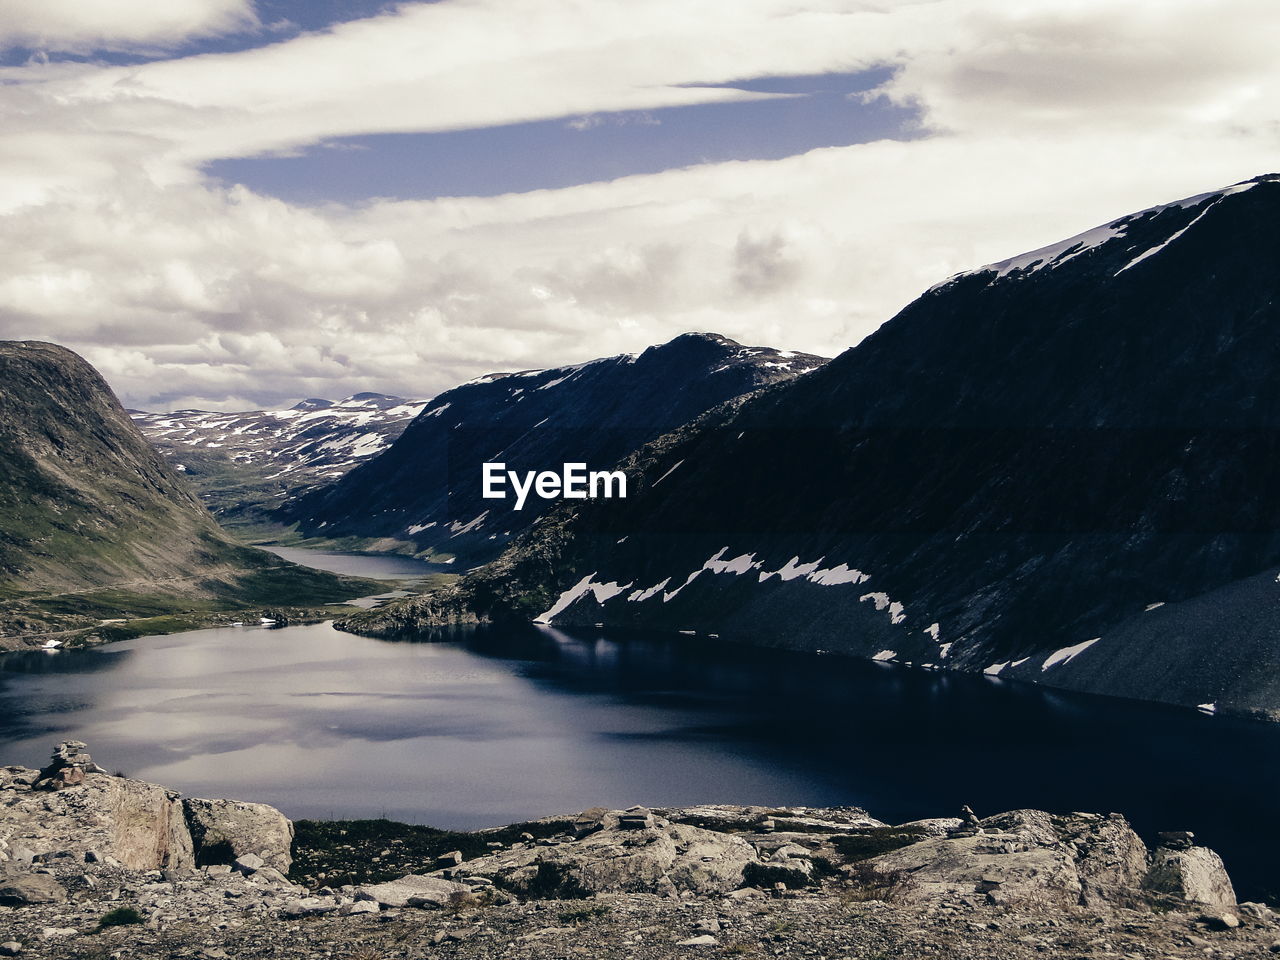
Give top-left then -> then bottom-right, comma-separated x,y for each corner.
558,904 -> 611,925
97,906 -> 144,928
830,827 -> 930,863
840,862 -> 917,903
291,817 -> 574,889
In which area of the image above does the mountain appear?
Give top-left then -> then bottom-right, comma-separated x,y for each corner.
282,333 -> 826,563
339,174 -> 1280,719
0,341 -> 378,643
132,392 -> 428,522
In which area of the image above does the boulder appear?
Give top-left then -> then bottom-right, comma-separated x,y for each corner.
432,815 -> 758,898
183,798 -> 294,873
1145,846 -> 1237,908
869,810 -> 1151,909
0,873 -> 66,906
0,764 -> 194,872
870,831 -> 1083,906
355,875 -> 470,909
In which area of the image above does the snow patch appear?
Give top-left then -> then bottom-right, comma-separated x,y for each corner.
448,511 -> 489,535
628,578 -> 671,603
1042,637 -> 1099,671
652,459 -> 684,486
808,563 -> 869,586
860,592 -> 906,625
871,650 -> 896,661
759,556 -> 822,582
535,574 -> 632,623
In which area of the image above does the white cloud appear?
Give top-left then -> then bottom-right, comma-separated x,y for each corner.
0,0 -> 1278,408
0,0 -> 258,54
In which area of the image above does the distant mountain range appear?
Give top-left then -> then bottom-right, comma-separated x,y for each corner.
132,393 -> 428,522
0,342 -> 378,644
340,174 -> 1280,720
280,333 -> 826,563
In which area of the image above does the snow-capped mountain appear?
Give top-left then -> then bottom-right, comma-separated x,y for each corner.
282,333 -> 826,562
132,392 -> 428,520
341,174 -> 1280,719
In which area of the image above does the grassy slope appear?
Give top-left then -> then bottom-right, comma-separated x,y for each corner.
0,341 -> 390,647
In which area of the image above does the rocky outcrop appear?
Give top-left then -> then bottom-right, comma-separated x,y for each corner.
0,743 -> 290,878
436,809 -> 759,899
0,779 -> 1262,960
868,810 -> 1151,909
1,747 -> 195,873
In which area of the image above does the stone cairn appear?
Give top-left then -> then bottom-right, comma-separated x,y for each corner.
32,740 -> 106,791
948,804 -> 984,839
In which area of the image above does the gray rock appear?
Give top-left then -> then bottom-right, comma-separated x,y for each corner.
233,853 -> 265,873
1145,847 -> 1237,907
0,874 -> 66,906
436,817 -> 757,898
619,806 -> 656,830
250,866 -> 292,887
0,942 -> 21,956
355,875 -> 469,909
1241,901 -> 1275,922
340,900 -> 380,915
872,810 -> 1151,909
1200,909 -> 1241,930
676,935 -> 718,947
184,798 -> 294,873
283,897 -> 340,917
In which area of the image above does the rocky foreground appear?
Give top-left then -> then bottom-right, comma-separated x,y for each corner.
1,744 -> 1278,959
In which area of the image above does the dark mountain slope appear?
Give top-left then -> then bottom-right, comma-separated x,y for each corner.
340,175 -> 1280,718
282,333 -> 825,563
0,341 -> 378,642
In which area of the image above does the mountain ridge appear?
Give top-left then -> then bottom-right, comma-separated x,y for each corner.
338,175 -> 1280,719
282,332 -> 827,564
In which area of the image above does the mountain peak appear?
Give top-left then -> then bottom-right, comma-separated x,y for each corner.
292,398 -> 334,411
932,174 -> 1277,292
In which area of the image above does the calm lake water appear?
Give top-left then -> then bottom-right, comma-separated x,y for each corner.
261,546 -> 449,578
2,619 -> 1279,898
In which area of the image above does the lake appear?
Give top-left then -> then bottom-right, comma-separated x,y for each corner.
1,618 -> 1278,899
260,545 -> 451,578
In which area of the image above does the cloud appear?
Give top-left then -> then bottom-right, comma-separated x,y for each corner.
0,0 -> 258,54
0,0 -> 1277,408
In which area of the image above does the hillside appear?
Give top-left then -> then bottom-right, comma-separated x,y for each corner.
282,333 -> 825,563
339,174 -> 1280,719
0,341 -> 381,644
132,393 -> 427,523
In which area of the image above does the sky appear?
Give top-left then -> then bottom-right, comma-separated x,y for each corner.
0,1 -> 1278,410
